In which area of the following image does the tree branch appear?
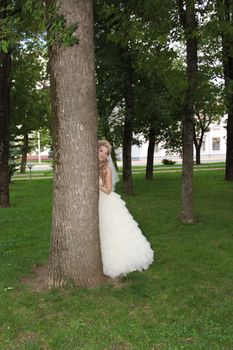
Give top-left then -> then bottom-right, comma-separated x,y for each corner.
176,0 -> 186,29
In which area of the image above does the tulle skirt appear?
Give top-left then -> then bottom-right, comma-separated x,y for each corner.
99,190 -> 154,278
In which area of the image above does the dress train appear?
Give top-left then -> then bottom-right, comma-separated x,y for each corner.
99,188 -> 154,278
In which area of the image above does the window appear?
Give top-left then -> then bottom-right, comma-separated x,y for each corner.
212,137 -> 220,151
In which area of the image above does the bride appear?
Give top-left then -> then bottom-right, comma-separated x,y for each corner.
98,140 -> 154,278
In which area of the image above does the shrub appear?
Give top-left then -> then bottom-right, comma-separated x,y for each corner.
162,158 -> 176,165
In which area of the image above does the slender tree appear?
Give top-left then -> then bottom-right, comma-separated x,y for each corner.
0,0 -> 11,208
193,113 -> 211,165
176,0 -> 198,223
121,48 -> 134,194
46,0 -> 105,288
95,2 -> 136,195
0,0 -> 46,205
145,126 -> 156,180
217,0 -> 233,180
11,38 -> 50,172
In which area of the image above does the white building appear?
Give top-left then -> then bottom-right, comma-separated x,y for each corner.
118,119 -> 227,164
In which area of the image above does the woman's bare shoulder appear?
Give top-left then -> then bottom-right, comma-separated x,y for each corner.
106,166 -> 112,174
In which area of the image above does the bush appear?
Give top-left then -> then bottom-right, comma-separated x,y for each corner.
162,158 -> 176,165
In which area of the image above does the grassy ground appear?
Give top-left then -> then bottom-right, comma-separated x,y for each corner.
13,162 -> 225,179
0,170 -> 233,350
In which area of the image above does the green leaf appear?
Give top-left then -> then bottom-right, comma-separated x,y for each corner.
1,40 -> 9,54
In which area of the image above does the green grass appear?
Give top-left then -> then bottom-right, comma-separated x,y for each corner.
13,162 -> 225,178
117,162 -> 225,173
13,171 -> 53,178
0,171 -> 233,349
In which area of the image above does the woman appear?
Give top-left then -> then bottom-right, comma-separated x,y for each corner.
98,140 -> 154,278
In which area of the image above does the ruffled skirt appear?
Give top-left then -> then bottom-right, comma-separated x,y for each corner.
99,191 -> 154,278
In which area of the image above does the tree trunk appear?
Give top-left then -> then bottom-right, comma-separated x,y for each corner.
177,0 -> 198,223
225,110 -> 233,180
122,51 -> 134,195
20,133 -> 28,173
47,0 -> 105,288
182,115 -> 194,223
145,126 -> 156,180
220,0 -> 233,180
0,1 -> 11,208
193,133 -> 201,165
195,145 -> 201,165
111,146 -> 119,171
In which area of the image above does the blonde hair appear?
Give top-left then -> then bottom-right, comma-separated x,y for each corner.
98,140 -> 112,184
98,139 -> 112,154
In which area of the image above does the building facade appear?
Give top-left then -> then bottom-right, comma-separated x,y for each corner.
118,119 -> 227,164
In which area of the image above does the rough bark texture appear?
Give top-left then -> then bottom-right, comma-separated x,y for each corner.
220,0 -> 233,180
20,133 -> 28,173
145,127 -> 156,180
0,0 -> 11,208
47,0 -> 105,287
122,50 -> 134,195
177,0 -> 198,223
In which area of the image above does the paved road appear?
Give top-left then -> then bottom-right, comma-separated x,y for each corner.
28,163 -> 52,171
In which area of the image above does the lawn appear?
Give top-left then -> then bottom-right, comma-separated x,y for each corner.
0,170 -> 233,350
12,162 -> 225,181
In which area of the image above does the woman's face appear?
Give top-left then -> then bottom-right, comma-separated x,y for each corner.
98,145 -> 109,161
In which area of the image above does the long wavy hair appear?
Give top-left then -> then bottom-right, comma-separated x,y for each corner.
98,140 -> 112,184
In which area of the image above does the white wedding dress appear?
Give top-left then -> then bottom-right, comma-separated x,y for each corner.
99,179 -> 154,278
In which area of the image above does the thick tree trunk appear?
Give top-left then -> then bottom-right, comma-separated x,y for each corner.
145,127 -> 156,180
20,133 -> 28,173
177,0 -> 198,223
0,1 -> 11,208
220,0 -> 233,180
47,0 -> 105,287
122,51 -> 134,195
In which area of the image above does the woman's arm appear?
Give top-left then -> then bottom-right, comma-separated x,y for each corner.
100,167 -> 112,194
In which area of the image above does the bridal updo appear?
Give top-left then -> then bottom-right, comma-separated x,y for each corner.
98,140 -> 112,183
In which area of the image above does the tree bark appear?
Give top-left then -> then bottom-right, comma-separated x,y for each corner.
122,50 -> 134,195
145,126 -> 156,180
176,0 -> 198,223
0,0 -> 11,208
20,133 -> 28,173
47,0 -> 105,288
225,111 -> 233,180
181,114 -> 194,224
219,0 -> 233,180
193,131 -> 204,165
194,144 -> 201,165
